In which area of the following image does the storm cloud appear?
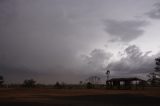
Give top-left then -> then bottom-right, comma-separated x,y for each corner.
107,45 -> 157,78
82,49 -> 112,72
0,0 -> 112,83
0,0 -> 159,83
104,20 -> 148,42
146,2 -> 160,19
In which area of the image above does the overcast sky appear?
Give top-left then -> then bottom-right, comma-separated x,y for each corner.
0,0 -> 160,84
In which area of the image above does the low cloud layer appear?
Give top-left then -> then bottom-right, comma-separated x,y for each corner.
104,19 -> 148,42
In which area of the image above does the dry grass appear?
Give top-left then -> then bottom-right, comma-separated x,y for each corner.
0,87 -> 160,105
0,87 -> 160,98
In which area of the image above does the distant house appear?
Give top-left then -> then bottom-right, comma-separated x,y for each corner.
106,77 -> 146,89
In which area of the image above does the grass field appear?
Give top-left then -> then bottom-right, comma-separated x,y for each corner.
0,87 -> 160,106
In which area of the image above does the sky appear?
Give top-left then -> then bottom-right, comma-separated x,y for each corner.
0,0 -> 160,84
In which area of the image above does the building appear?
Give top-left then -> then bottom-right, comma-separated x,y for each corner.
106,77 -> 146,89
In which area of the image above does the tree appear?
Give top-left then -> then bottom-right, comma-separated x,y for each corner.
54,81 -> 62,89
147,72 -> 157,86
148,57 -> 160,86
155,57 -> 160,77
86,82 -> 93,89
23,79 -> 36,88
79,81 -> 83,85
0,76 -> 4,86
86,76 -> 101,85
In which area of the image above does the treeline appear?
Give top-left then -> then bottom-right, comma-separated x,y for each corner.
0,78 -> 105,89
0,76 -> 159,89
0,74 -> 104,89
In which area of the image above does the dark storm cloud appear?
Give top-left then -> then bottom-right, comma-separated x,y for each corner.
0,0 -> 157,83
104,20 -> 148,42
107,45 -> 157,77
0,0 -> 88,83
146,2 -> 160,19
0,64 -> 41,83
0,0 -> 113,83
0,64 -> 90,84
0,0 -> 82,67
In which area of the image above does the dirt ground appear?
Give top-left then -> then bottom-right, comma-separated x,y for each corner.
0,87 -> 160,106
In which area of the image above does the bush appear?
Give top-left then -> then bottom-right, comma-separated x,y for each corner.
0,76 -> 4,87
86,82 -> 94,89
23,79 -> 36,88
54,82 -> 62,89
